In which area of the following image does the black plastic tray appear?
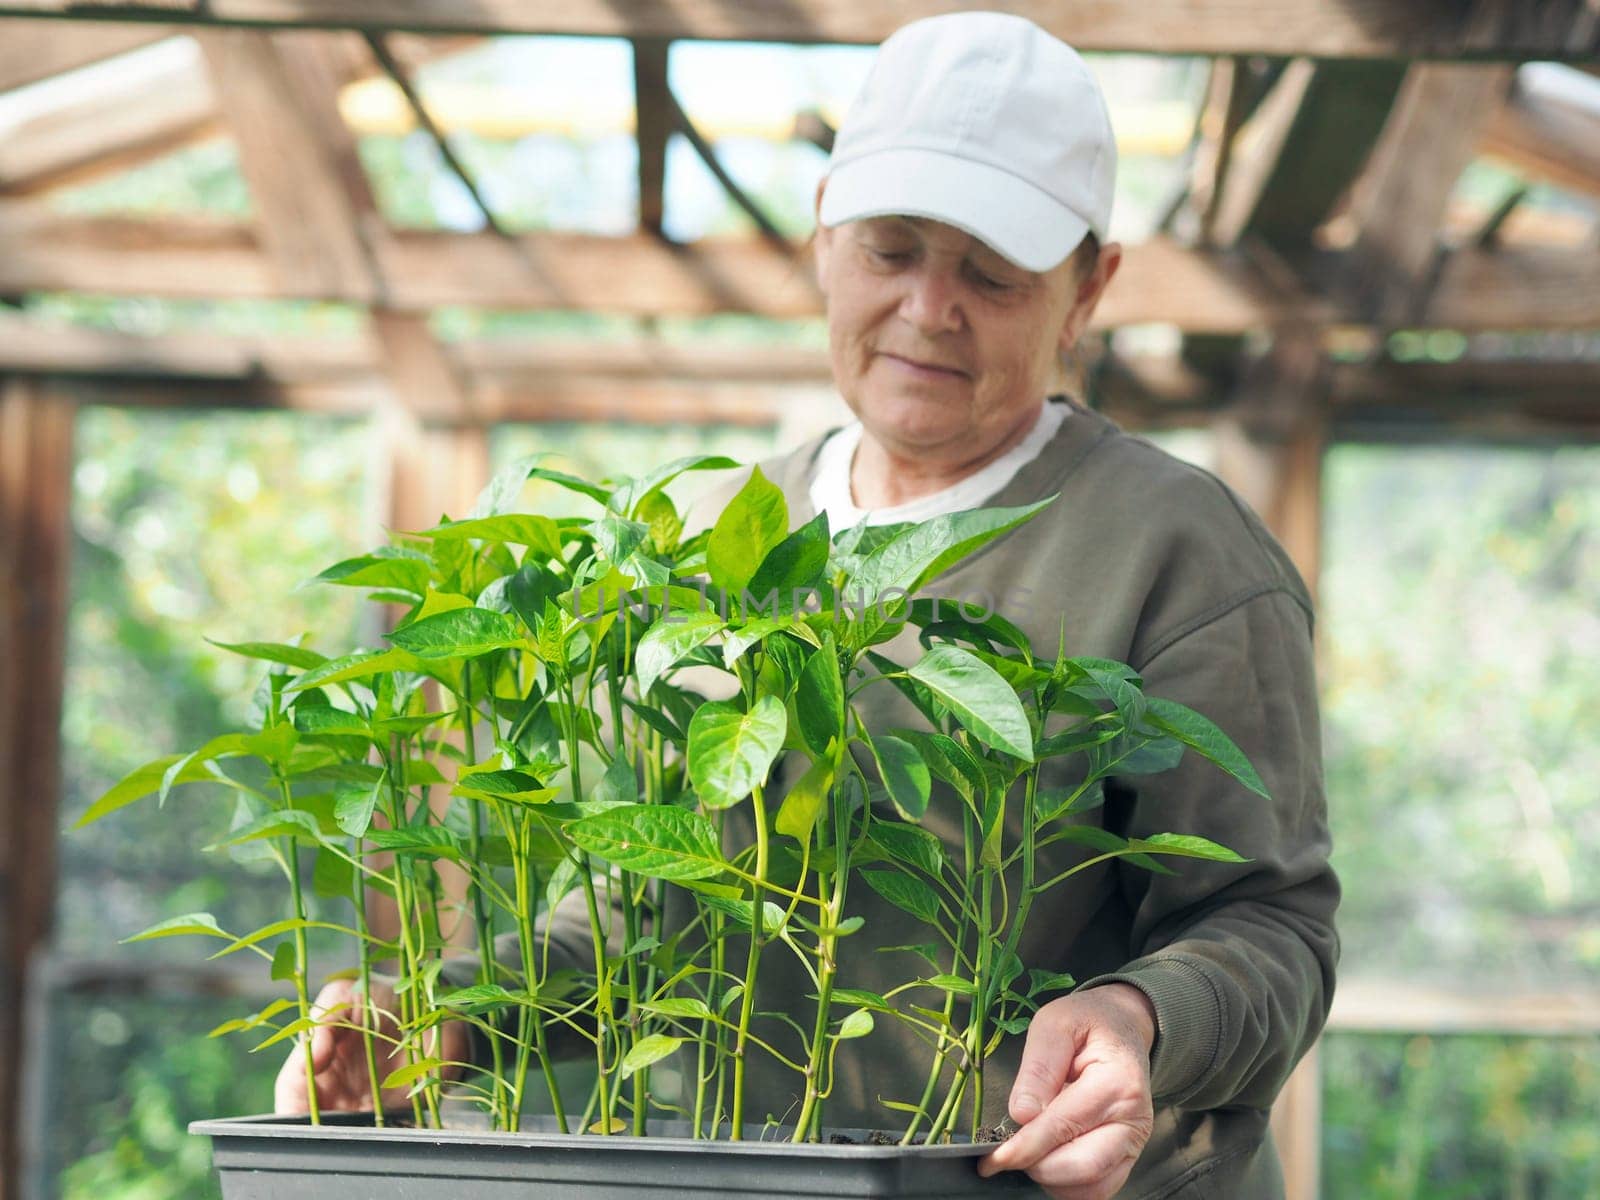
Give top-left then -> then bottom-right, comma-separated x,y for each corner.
189,1112 -> 1046,1198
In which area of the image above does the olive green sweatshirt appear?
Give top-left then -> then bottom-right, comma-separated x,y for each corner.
454,395 -> 1339,1198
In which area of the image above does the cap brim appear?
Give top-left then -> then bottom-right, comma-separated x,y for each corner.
818,147 -> 1090,273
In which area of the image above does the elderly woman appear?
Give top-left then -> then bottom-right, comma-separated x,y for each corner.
281,14 -> 1337,1199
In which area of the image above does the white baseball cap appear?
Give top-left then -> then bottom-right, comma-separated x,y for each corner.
818,12 -> 1116,273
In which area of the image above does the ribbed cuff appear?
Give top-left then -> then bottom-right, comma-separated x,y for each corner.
1078,954 -> 1224,1105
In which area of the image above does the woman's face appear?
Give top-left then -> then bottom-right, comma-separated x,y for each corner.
813,198 -> 1115,469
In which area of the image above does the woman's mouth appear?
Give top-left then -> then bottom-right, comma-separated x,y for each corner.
879,352 -> 969,381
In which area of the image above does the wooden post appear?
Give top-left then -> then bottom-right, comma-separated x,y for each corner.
1210,328 -> 1327,1199
368,310 -> 488,954
0,379 -> 74,1200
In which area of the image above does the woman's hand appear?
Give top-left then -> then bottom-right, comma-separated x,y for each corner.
273,977 -> 472,1115
977,984 -> 1157,1200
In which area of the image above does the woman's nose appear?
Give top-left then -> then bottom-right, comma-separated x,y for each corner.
898,267 -> 963,335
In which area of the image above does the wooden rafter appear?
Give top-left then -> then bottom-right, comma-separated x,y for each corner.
196,29 -> 382,298
0,16 -> 171,91
1481,70 -> 1600,203
1,1 -> 1598,60
1210,59 -> 1409,254
0,40 -> 215,195
0,211 -> 1309,330
1341,63 -> 1518,323
0,32 -> 479,197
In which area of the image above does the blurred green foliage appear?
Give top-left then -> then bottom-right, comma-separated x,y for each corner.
48,994 -> 279,1200
1322,444 -> 1600,991
1321,1032 -> 1600,1199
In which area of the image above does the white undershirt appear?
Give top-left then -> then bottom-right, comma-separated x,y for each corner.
808,400 -> 1066,531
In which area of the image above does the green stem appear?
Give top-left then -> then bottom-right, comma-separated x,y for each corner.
460,671 -> 509,1120
351,834 -> 384,1124
285,829 -> 321,1126
729,784 -> 770,1141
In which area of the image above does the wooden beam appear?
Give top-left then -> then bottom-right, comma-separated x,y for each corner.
0,17 -> 171,91
1225,60 -> 1408,255
1420,244 -> 1600,330
0,41 -> 216,195
1481,73 -> 1600,203
1329,979 -> 1600,1036
1,1 -> 1598,60
1341,63 -> 1517,322
0,211 -> 1310,330
1205,59 -> 1317,247
195,29 -> 382,298
0,31 -> 478,197
632,39 -> 671,236
0,377 -> 73,1200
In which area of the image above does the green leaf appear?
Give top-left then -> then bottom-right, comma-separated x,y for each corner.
312,845 -> 355,898
314,548 -> 432,597
380,1058 -> 446,1091
207,639 -> 328,670
121,912 -> 230,944
795,641 -> 843,758
687,696 -> 787,811
827,988 -> 892,1010
588,516 -> 650,564
867,732 -> 931,822
206,807 -> 329,851
567,804 -> 726,882
860,870 -> 941,924
836,1009 -> 875,1040
868,821 -> 945,878
636,611 -> 724,696
421,514 -> 564,560
1126,833 -> 1248,862
906,598 -> 1034,658
890,729 -> 984,803
365,827 -> 462,860
906,646 -> 1034,761
699,894 -> 789,934
250,1016 -> 317,1053
592,753 -> 641,808
611,454 -> 740,518
921,974 -> 977,996
285,648 -> 419,693
334,780 -> 382,838
1027,969 -> 1077,998
293,706 -> 372,739
269,942 -> 297,982
1142,696 -> 1270,798
386,608 -> 525,659
748,510 -> 831,597
774,750 -> 835,843
438,984 -> 521,1014
850,499 -> 1054,599
1069,658 -> 1147,724
706,467 -> 788,594
76,754 -> 205,828
640,997 -> 713,1021
450,767 -> 557,807
620,1033 -> 685,1078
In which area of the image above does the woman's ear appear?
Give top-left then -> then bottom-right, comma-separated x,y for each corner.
1055,240 -> 1122,356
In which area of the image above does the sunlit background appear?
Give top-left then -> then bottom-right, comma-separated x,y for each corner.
2,29 -> 1597,1200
